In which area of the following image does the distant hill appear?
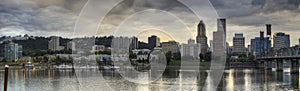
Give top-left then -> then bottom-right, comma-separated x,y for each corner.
95,36 -> 114,47
0,36 -> 71,57
0,35 -> 148,57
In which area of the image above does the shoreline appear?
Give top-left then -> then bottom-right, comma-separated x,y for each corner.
0,65 -> 260,70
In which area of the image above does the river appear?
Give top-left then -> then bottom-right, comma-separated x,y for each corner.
0,68 -> 299,91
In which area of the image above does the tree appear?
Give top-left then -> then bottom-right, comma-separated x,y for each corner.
203,52 -> 212,61
165,51 -> 172,65
173,52 -> 181,60
199,53 -> 204,61
129,52 -> 137,59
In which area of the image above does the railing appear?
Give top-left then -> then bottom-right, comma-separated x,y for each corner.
258,55 -> 300,60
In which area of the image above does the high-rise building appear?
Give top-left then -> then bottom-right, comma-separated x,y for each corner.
196,20 -> 208,53
180,39 -> 201,59
111,36 -> 138,52
161,41 -> 179,53
148,35 -> 160,50
217,18 -> 227,49
273,32 -> 290,50
209,40 -> 213,52
67,41 -> 75,50
213,18 -> 226,56
232,33 -> 245,53
213,31 -> 225,56
48,36 -> 64,50
4,41 -> 22,62
247,45 -> 251,54
251,37 -> 271,56
218,18 -> 226,39
299,38 -> 300,46
266,24 -> 272,36
130,36 -> 139,50
112,36 -> 130,52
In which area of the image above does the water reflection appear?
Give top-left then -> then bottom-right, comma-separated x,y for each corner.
0,68 -> 300,91
0,69 -> 79,91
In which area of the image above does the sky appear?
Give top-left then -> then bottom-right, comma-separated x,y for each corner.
0,0 -> 300,46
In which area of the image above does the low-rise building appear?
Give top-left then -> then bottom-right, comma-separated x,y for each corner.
92,45 -> 106,52
161,41 -> 179,53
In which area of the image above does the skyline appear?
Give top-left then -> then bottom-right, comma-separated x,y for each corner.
0,0 -> 300,46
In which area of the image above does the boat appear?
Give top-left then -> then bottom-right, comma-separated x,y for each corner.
54,64 -> 73,70
23,62 -> 34,69
102,66 -> 120,70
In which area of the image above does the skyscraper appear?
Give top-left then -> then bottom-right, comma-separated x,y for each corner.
266,24 -> 272,36
273,32 -> 290,50
196,20 -> 208,53
4,41 -> 22,62
250,37 -> 271,56
48,36 -> 64,50
130,36 -> 139,50
232,33 -> 245,53
218,18 -> 226,38
112,36 -> 130,51
148,35 -> 160,50
217,18 -> 227,49
180,39 -> 201,59
299,38 -> 300,46
213,18 -> 227,56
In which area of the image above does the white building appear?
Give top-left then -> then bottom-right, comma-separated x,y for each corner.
111,36 -> 139,61
213,18 -> 226,57
112,36 -> 131,52
48,36 -> 64,50
4,41 -> 22,61
180,39 -> 201,59
209,40 -> 213,52
92,45 -> 106,52
132,49 -> 151,60
67,41 -> 75,50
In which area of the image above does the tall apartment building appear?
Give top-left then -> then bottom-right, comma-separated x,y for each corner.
196,20 -> 208,53
232,33 -> 245,53
273,32 -> 290,50
148,35 -> 160,50
48,36 -> 64,50
180,39 -> 201,59
213,18 -> 226,57
4,41 -> 22,61
250,37 -> 271,56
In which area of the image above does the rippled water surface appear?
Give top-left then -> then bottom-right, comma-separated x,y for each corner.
0,68 -> 299,91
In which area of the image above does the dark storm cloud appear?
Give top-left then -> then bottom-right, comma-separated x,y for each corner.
98,0 -> 199,35
102,0 -> 194,24
210,0 -> 299,18
0,0 -> 299,45
0,0 -> 86,36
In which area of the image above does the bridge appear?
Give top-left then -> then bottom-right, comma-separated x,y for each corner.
257,56 -> 300,60
257,56 -> 300,74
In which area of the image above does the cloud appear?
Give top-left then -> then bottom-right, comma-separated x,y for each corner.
0,0 -> 86,37
0,0 -> 299,46
208,0 -> 300,46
